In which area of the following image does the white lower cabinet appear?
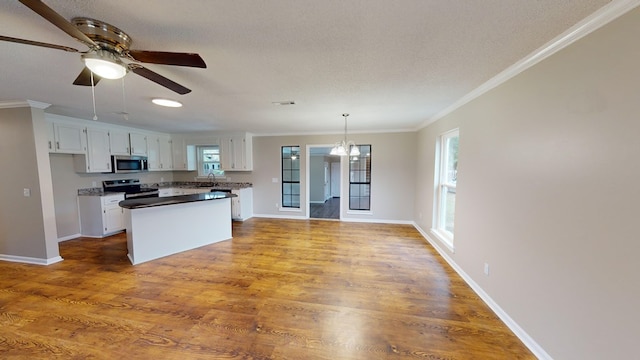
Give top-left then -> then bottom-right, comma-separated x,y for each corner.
78,194 -> 125,237
231,188 -> 253,221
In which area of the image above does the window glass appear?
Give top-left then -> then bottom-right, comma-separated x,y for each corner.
349,145 -> 371,211
197,145 -> 224,177
282,146 -> 300,208
434,130 -> 458,246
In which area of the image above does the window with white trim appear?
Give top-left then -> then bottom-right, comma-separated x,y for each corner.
282,146 -> 300,208
197,145 -> 224,177
433,129 -> 458,248
349,145 -> 372,211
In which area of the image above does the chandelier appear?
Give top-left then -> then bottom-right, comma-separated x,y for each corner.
330,113 -> 360,156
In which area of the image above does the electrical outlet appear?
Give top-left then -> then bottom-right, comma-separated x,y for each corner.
275,203 -> 279,208
92,181 -> 97,187
160,177 -> 164,182
484,263 -> 490,276
23,188 -> 31,197
272,178 -> 278,183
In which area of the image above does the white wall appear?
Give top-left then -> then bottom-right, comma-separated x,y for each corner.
415,7 -> 640,359
250,132 -> 416,221
0,105 -> 60,263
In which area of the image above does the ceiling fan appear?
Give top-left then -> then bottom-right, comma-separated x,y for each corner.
0,0 -> 206,94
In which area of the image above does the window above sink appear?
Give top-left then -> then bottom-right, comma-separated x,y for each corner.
197,145 -> 225,179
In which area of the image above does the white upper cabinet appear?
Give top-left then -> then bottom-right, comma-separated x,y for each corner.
171,135 -> 196,171
129,132 -> 148,156
109,130 -> 130,155
53,123 -> 86,154
220,134 -> 252,171
159,135 -> 173,170
73,127 -> 112,173
46,121 -> 55,153
147,134 -> 173,171
147,134 -> 161,170
86,128 -> 112,172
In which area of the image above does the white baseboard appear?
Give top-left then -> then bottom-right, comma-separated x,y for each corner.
309,200 -> 325,204
412,223 -> 552,360
58,233 -> 81,242
252,213 -> 308,220
341,217 -> 414,225
252,213 -> 415,224
0,254 -> 63,265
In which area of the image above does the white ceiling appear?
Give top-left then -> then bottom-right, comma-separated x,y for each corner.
0,0 -> 613,135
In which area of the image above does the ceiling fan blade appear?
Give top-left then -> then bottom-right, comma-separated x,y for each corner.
128,50 -> 206,68
73,67 -> 101,86
130,65 -> 191,95
0,35 -> 79,52
19,0 -> 96,48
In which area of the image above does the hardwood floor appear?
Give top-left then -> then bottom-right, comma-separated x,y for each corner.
0,219 -> 534,359
310,197 -> 340,219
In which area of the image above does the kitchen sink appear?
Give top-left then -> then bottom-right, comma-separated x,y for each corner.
211,188 -> 232,193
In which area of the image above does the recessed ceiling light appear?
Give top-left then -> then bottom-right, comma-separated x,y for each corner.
272,101 -> 295,105
152,98 -> 183,108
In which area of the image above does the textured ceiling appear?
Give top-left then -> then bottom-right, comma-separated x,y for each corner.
0,0 -> 614,134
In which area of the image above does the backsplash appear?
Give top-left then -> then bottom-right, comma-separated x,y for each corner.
78,181 -> 253,195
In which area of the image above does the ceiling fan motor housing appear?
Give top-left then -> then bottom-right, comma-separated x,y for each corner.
72,17 -> 131,54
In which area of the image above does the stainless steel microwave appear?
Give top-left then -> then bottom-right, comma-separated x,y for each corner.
111,155 -> 148,173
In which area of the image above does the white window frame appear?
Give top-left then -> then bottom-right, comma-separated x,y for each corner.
196,145 -> 225,179
281,145 -> 301,209
431,128 -> 458,252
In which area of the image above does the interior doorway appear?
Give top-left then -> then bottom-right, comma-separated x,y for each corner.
307,145 -> 341,220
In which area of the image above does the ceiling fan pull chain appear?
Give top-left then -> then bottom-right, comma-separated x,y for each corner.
90,71 -> 98,120
121,77 -> 129,120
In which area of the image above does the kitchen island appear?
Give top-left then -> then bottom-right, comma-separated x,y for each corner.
119,191 -> 236,265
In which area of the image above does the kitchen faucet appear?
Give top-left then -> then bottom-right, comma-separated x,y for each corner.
207,172 -> 216,186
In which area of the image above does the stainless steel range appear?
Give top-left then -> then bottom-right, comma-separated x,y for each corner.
103,179 -> 159,199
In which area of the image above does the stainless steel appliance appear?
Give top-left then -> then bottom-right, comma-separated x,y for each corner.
111,155 -> 148,173
103,179 -> 159,199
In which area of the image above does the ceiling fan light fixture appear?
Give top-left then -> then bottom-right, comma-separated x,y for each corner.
82,50 -> 127,80
152,98 -> 183,108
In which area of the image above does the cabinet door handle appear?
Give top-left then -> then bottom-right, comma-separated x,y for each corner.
48,141 -> 52,149
56,141 -> 60,149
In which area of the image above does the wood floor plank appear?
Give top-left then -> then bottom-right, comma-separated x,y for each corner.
0,218 -> 535,359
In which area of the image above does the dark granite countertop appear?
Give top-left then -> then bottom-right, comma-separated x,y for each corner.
119,191 -> 236,209
78,181 -> 252,196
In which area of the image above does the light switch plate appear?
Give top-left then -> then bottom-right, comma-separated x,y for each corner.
23,188 -> 31,197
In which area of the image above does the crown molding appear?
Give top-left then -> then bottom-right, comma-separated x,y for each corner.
0,100 -> 51,110
417,0 -> 640,130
